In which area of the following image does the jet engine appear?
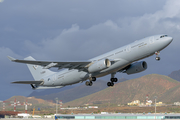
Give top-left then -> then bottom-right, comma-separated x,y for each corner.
125,61 -> 147,75
88,59 -> 111,73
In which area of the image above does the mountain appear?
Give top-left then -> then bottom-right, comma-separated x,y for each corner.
63,74 -> 180,107
168,69 -> 180,82
6,96 -> 55,105
28,78 -> 127,103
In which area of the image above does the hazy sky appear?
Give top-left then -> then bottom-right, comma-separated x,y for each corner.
0,0 -> 180,101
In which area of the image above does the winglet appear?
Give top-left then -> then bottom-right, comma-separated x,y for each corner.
7,56 -> 16,61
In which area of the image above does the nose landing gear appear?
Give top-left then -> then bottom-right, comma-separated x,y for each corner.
155,51 -> 160,61
156,57 -> 160,61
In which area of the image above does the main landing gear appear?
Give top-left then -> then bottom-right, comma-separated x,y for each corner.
155,51 -> 160,61
85,77 -> 96,86
107,73 -> 118,87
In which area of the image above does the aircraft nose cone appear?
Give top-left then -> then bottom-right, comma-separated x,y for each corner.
159,36 -> 173,50
163,36 -> 173,44
168,36 -> 173,44
170,37 -> 173,42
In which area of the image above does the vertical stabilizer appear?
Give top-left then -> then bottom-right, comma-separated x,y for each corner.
24,56 -> 55,80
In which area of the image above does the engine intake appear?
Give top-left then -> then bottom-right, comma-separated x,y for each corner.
88,59 -> 111,73
125,61 -> 147,75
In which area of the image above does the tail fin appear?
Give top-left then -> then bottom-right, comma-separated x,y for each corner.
24,56 -> 55,80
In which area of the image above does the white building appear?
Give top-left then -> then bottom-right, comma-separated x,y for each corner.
174,102 -> 180,106
17,113 -> 30,118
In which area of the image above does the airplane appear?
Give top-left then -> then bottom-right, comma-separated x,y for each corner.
8,34 -> 173,89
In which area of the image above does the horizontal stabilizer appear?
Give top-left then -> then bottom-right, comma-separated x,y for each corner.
35,86 -> 64,89
7,56 -> 16,61
12,81 -> 43,84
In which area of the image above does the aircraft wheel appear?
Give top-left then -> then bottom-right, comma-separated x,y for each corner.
89,81 -> 93,86
156,57 -> 160,61
92,77 -> 96,82
111,78 -> 118,82
107,82 -> 111,87
114,78 -> 118,82
85,81 -> 90,86
107,82 -> 114,87
111,82 -> 114,86
110,78 -> 114,82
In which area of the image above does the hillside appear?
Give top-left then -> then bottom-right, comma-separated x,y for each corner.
64,74 -> 180,107
5,96 -> 55,111
168,69 -> 180,82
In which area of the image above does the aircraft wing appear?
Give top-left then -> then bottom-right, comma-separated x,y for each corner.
7,56 -> 91,71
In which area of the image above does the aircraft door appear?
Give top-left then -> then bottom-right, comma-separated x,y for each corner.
52,75 -> 57,85
58,75 -> 64,85
126,45 -> 131,52
149,36 -> 154,44
46,77 -> 53,85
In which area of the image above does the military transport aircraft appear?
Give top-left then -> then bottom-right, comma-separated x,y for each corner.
8,34 -> 173,89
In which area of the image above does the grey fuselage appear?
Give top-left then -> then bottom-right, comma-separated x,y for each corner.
42,34 -> 173,87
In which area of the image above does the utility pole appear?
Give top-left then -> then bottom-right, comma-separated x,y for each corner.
9,98 -> 23,112
3,101 -> 5,111
59,100 -> 62,112
24,100 -> 30,113
2,101 -> 10,111
55,98 -> 58,114
154,96 -> 157,119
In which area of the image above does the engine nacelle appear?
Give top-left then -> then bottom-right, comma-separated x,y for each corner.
88,59 -> 111,73
125,61 -> 147,75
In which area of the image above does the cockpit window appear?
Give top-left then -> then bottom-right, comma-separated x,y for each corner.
160,35 -> 168,38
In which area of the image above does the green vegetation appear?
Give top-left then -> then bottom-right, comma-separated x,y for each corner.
168,107 -> 180,112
